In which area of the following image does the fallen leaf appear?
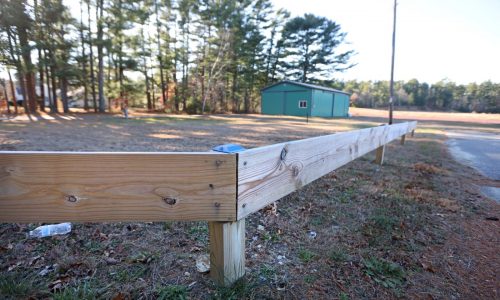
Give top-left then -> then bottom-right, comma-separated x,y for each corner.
104,257 -> 119,265
190,246 -> 201,252
8,261 -> 23,272
421,262 -> 436,273
196,254 -> 210,273
28,255 -> 42,266
112,292 -> 128,300
48,275 -> 71,292
437,198 -> 460,212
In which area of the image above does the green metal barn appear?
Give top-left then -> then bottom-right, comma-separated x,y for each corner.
261,80 -> 350,117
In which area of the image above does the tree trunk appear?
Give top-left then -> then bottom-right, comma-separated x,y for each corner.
181,21 -> 190,111
243,87 -> 249,113
10,33 -> 29,114
97,0 -> 105,112
151,75 -> 156,110
231,68 -> 238,113
35,0 -> 45,112
18,72 -> 28,114
1,80 -> 10,114
155,0 -> 166,106
117,0 -> 124,97
43,50 -> 53,112
141,27 -> 152,111
18,26 -> 37,114
50,62 -> 58,113
38,55 -> 45,112
173,28 -> 179,111
6,67 -> 18,114
87,0 -> 97,112
80,0 -> 89,111
60,77 -> 69,113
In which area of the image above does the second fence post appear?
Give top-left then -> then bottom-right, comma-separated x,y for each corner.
375,145 -> 385,165
400,134 -> 406,145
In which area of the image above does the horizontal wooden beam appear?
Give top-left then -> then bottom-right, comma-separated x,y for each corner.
0,152 -> 237,222
237,122 -> 417,219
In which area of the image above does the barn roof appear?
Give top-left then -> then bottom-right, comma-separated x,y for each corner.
261,80 -> 350,95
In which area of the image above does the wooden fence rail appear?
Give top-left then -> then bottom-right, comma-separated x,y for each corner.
0,152 -> 237,222
237,121 -> 417,219
0,121 -> 417,286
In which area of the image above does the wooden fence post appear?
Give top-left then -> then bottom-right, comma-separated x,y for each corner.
209,143 -> 247,286
411,130 -> 415,137
400,134 -> 406,145
375,145 -> 385,165
208,219 -> 246,286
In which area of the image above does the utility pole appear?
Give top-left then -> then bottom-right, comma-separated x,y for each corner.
389,0 -> 397,124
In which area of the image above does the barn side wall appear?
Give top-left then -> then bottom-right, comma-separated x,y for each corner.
311,90 -> 334,117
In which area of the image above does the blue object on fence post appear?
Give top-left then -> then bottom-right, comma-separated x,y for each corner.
211,144 -> 246,154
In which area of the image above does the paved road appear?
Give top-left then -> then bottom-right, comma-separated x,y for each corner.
446,131 -> 500,202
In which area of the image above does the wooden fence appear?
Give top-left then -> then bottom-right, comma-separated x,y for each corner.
0,121 -> 417,286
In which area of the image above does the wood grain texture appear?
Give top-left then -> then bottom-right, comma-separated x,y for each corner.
237,121 -> 417,219
0,152 -> 237,222
209,219 -> 246,286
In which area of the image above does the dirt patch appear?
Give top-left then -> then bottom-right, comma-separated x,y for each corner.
0,113 -> 499,299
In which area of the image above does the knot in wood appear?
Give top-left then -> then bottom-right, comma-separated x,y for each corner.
280,147 -> 288,161
163,197 -> 177,205
215,160 -> 224,167
214,202 -> 221,208
292,166 -> 300,177
66,195 -> 78,203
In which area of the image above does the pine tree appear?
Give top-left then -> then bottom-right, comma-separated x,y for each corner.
279,14 -> 354,83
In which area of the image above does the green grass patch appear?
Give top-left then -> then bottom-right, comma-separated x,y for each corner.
259,264 -> 276,281
298,248 -> 316,263
188,223 -> 208,241
363,257 -> 406,289
339,292 -> 350,300
212,278 -> 255,300
303,274 -> 317,284
0,274 -> 42,299
52,281 -> 99,300
337,186 -> 355,203
328,245 -> 350,263
370,208 -> 399,232
157,285 -> 187,300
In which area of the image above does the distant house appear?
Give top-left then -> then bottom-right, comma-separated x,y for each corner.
261,80 -> 350,117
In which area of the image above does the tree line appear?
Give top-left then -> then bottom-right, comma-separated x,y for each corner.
0,0 -> 354,114
333,79 -> 499,113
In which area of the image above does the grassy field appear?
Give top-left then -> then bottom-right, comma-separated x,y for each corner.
0,109 -> 499,299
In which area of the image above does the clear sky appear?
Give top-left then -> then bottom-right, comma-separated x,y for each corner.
272,0 -> 500,84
